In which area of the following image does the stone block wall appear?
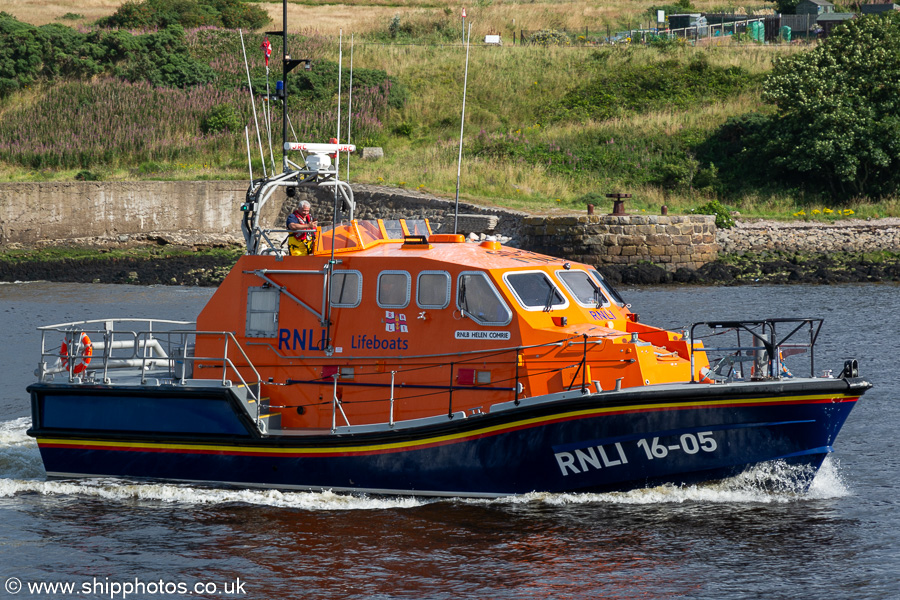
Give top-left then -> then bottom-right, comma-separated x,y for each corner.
520,214 -> 718,271
283,184 -> 526,238
718,220 -> 900,254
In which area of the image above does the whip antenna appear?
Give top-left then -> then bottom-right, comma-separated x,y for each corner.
244,126 -> 254,182
346,34 -> 354,183
454,22 -> 472,234
239,29 -> 267,178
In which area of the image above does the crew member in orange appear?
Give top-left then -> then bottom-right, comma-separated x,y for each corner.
286,200 -> 317,256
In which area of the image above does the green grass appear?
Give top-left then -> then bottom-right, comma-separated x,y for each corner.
1,20 -> 898,221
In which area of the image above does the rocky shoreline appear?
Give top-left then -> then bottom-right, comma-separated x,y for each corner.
1,221 -> 899,287
2,247 -> 899,288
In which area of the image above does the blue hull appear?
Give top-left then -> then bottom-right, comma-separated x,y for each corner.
28,379 -> 867,497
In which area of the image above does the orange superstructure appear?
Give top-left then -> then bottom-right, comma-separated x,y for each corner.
194,217 -> 708,431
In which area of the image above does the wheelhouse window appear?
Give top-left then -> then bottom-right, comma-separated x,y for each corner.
504,271 -> 568,311
330,270 -> 362,307
377,271 -> 411,308
457,272 -> 512,326
417,271 -> 451,309
589,269 -> 627,307
557,269 -> 608,308
245,286 -> 280,338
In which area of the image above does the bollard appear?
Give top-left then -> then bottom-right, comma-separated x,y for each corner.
587,204 -> 594,215
661,205 -> 668,215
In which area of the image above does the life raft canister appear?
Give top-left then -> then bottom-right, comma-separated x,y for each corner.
61,332 -> 93,374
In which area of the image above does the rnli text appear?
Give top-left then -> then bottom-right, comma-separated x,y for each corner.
555,442 -> 629,476
278,328 -> 326,352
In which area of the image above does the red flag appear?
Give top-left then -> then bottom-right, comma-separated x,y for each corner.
261,37 -> 272,67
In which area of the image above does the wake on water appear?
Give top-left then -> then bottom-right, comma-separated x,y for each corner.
0,418 -> 850,510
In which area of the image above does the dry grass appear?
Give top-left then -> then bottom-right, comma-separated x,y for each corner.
3,0 -> 122,26
8,0 -> 778,37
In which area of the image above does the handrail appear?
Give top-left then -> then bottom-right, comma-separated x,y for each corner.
689,318 -> 823,382
35,320 -> 265,427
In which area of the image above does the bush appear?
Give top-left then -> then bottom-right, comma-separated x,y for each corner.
292,60 -> 408,109
758,12 -> 900,199
98,0 -> 269,30
75,170 -> 100,181
201,104 -> 242,134
528,30 -> 571,46
0,14 -> 214,95
693,199 -> 735,228
114,25 -> 215,88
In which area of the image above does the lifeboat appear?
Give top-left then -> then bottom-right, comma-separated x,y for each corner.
25,143 -> 871,496
25,22 -> 871,497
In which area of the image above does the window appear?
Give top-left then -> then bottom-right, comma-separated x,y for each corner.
589,269 -> 627,307
246,286 -> 280,338
457,272 -> 512,325
557,269 -> 608,307
504,271 -> 568,311
417,271 -> 451,309
377,271 -> 411,308
330,270 -> 362,307
383,220 -> 404,240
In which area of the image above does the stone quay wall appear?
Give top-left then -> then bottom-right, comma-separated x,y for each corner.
717,219 -> 900,254
3,182 -> 900,268
519,215 -> 718,271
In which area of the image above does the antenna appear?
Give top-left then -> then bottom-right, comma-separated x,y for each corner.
263,50 -> 276,175
244,126 -> 254,182
346,34 -> 354,183
454,22 -> 473,235
239,29 -> 267,178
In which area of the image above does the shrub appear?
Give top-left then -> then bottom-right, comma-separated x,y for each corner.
98,0 -> 269,30
292,60 -> 408,109
759,12 -> 900,199
693,199 -> 735,228
528,30 -> 571,46
201,104 -> 242,134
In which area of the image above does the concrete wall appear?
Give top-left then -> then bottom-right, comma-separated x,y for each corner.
0,181 -> 254,245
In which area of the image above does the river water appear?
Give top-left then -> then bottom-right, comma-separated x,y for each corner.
0,281 -> 897,600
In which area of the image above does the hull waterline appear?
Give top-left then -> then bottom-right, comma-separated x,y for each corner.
29,377 -> 866,497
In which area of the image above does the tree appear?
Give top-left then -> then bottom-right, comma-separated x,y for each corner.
762,13 -> 900,199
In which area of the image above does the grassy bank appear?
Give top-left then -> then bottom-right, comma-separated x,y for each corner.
1,7 -> 898,221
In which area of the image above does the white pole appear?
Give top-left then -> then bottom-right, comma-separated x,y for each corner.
346,34 -> 354,183
239,30 -> 267,178
244,126 -> 254,182
334,30 -> 343,183
454,23 -> 472,235
264,64 -> 276,174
